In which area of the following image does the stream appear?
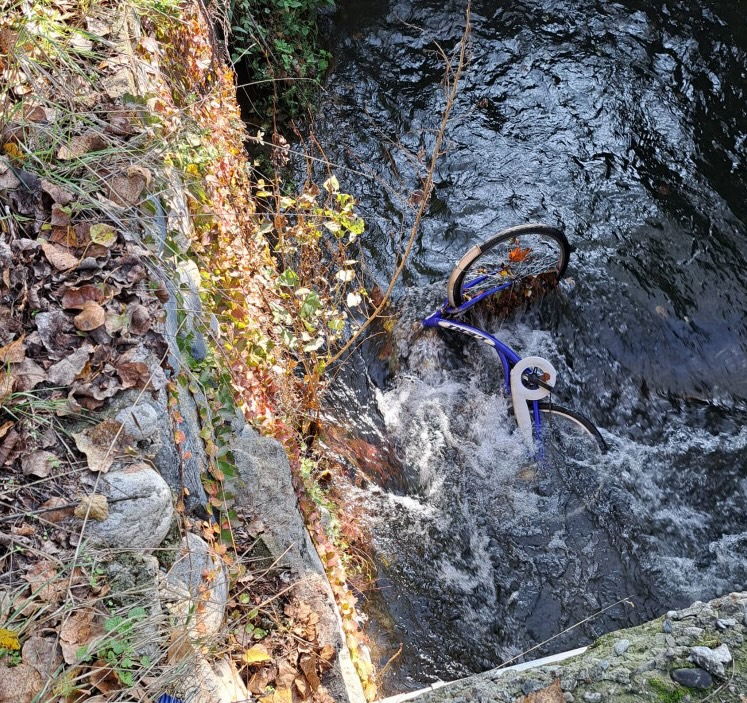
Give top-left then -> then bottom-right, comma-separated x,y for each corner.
298,0 -> 747,694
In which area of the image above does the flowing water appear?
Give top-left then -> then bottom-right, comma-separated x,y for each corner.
297,0 -> 747,693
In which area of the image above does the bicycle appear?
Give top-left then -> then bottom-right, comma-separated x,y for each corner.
422,223 -> 606,459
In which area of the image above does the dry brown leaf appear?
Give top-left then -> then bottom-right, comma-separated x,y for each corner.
40,240 -> 78,270
13,358 -> 46,391
73,301 -> 106,331
116,360 -> 150,389
21,450 -> 58,478
22,635 -> 62,677
519,679 -> 564,703
0,157 -> 20,190
50,203 -> 70,227
126,165 -> 152,187
39,496 -> 74,523
23,560 -> 64,604
47,345 -> 92,386
57,133 -> 107,160
41,179 -> 74,205
72,418 -> 124,473
247,664 -> 277,695
88,659 -> 120,693
276,659 -> 296,689
128,303 -> 151,335
59,609 -> 103,665
260,687 -> 293,703
294,676 -> 309,700
0,662 -> 43,703
0,421 -> 13,441
61,285 -> 105,310
108,173 -> 146,205
299,653 -> 320,691
0,336 -> 25,363
242,644 -> 272,665
74,494 -> 109,521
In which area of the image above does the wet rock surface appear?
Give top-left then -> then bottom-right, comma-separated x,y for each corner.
396,592 -> 746,702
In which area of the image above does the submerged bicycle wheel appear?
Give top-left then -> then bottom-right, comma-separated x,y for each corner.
447,224 -> 571,309
535,403 -> 608,518
537,403 -> 607,454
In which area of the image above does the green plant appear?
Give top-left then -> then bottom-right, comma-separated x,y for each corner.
78,607 -> 151,687
230,0 -> 334,116
648,677 -> 686,703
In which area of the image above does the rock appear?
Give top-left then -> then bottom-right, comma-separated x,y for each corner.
85,464 -> 173,549
717,618 -> 737,629
662,618 -> 672,633
689,643 -> 732,678
671,667 -> 713,689
165,533 -> 228,638
521,679 -> 544,695
582,693 -> 602,703
682,626 -> 704,637
612,639 -> 630,656
115,402 -> 160,441
232,426 -> 366,703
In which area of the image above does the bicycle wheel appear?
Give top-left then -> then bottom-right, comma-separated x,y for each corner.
534,403 -> 609,522
537,403 -> 607,455
447,224 -> 571,309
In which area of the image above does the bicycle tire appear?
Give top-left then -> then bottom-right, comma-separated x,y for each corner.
537,402 -> 607,453
447,224 -> 571,309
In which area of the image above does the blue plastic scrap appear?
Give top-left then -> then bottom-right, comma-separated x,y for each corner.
158,695 -> 185,703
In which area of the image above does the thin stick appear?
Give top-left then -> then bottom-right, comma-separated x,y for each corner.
327,1 -> 472,365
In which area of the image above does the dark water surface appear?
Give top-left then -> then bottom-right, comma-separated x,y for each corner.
302,0 -> 747,693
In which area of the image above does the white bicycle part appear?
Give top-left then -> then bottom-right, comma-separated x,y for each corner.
510,356 -> 557,440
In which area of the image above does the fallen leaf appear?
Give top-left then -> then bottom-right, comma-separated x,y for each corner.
21,450 -> 58,478
21,635 -> 62,677
40,240 -> 78,270
59,609 -> 102,664
519,679 -> 564,703
108,173 -> 145,205
116,360 -> 150,389
0,628 -> 19,651
12,359 -> 46,391
0,336 -> 25,363
61,284 -> 105,309
41,179 -> 73,205
0,421 -> 12,440
72,418 -> 124,473
73,301 -> 106,331
300,652 -> 320,691
260,687 -> 293,703
23,560 -> 64,604
39,496 -> 74,523
35,310 -> 77,359
74,494 -> 109,521
128,303 -> 151,335
89,223 -> 117,248
88,659 -> 120,693
0,662 -> 43,703
57,133 -> 107,160
47,345 -> 92,386
242,644 -> 272,665
0,157 -> 20,190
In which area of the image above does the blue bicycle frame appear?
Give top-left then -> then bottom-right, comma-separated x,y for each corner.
422,278 -> 552,454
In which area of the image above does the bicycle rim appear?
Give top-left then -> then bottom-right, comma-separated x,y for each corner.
448,224 -> 570,309
536,403 -> 608,517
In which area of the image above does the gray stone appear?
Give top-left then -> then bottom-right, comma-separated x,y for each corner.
165,533 -> 227,638
717,618 -> 737,629
690,643 -> 732,678
563,694 -> 574,703
232,426 -> 366,703
662,618 -> 672,633
85,463 -> 173,549
521,680 -> 543,695
583,693 -> 602,703
116,402 -> 160,441
682,626 -> 704,637
613,639 -> 630,656
671,667 -> 713,689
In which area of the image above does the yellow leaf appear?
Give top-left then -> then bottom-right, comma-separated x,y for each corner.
242,644 -> 271,665
0,628 -> 20,651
